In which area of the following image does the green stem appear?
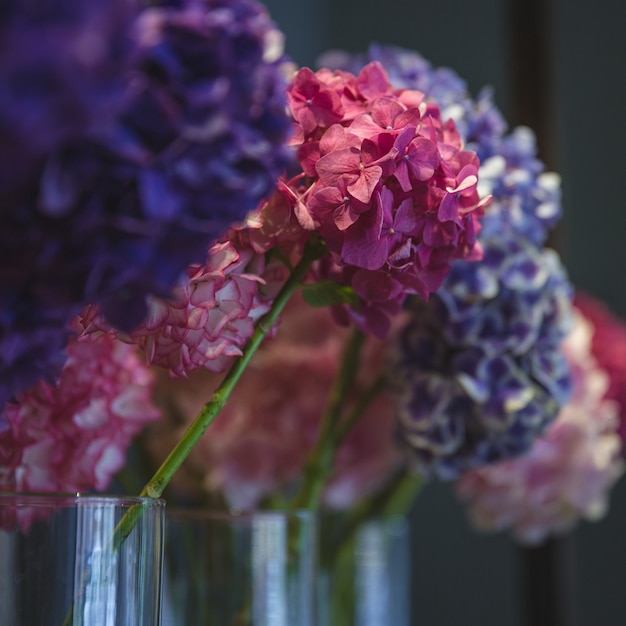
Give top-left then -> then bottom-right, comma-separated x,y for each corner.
61,237 -> 324,626
138,237 -> 324,502
290,328 -> 365,512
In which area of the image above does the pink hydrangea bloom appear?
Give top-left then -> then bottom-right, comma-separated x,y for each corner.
0,331 -> 160,493
284,62 -> 489,337
455,307 -> 624,544
78,199 -> 314,380
79,217 -> 283,378
574,292 -> 626,443
145,292 -> 403,510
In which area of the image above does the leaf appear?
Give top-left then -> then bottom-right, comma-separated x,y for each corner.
301,281 -> 360,308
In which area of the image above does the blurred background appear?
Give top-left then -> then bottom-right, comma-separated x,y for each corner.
261,0 -> 626,624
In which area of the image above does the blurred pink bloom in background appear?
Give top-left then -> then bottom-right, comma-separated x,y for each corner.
574,292 -> 626,443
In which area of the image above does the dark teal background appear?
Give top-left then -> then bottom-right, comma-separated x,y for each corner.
262,0 -> 626,624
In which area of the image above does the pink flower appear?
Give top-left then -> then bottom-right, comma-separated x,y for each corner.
286,67 -> 343,135
315,132 -> 396,204
283,62 -> 489,337
0,330 -> 160,494
574,292 -> 626,443
79,212 -> 298,378
455,307 -> 624,544
145,292 -> 404,510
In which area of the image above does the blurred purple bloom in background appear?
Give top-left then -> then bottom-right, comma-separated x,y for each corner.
0,0 -> 293,406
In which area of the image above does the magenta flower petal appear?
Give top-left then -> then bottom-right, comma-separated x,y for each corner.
346,164 -> 383,204
316,147 -> 361,187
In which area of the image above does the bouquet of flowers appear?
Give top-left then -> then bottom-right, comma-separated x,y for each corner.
2,2 -> 626,620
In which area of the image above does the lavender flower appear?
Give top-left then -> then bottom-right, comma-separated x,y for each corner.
456,308 -> 624,544
393,238 -> 573,479
1,0 -> 292,405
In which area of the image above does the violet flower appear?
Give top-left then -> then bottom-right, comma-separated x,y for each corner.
1,0 -> 292,406
393,238 -> 573,478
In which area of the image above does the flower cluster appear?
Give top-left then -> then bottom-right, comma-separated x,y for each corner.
2,2 -> 623,551
456,305 -> 624,544
394,242 -> 572,479
0,329 -> 160,493
0,0 -> 292,406
78,189 -> 310,379
80,219 -> 270,378
326,46 -> 573,477
284,62 -> 488,337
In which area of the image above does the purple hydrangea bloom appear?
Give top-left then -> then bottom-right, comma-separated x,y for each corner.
1,0 -> 292,405
393,237 -> 573,479
477,127 -> 563,245
0,0 -> 135,192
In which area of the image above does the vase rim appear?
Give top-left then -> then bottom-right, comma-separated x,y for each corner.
0,491 -> 165,508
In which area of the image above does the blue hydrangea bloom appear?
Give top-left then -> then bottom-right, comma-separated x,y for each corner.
393,238 -> 573,479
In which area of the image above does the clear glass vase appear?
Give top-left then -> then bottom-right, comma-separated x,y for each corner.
0,492 -> 165,626
317,514 -> 410,626
162,509 -> 317,626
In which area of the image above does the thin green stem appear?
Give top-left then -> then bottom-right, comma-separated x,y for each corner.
138,237 -> 324,502
61,237 -> 325,626
290,327 -> 365,511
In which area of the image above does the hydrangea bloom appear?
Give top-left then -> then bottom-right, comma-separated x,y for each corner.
455,308 -> 624,544
78,192 -> 311,379
319,44 -> 562,246
80,220 -> 273,378
392,239 -> 573,479
283,62 -> 488,337
144,293 -> 403,510
0,330 -> 160,493
1,0 -> 292,404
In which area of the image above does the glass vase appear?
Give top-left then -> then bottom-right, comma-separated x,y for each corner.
0,492 -> 165,626
317,514 -> 410,626
162,509 -> 317,626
